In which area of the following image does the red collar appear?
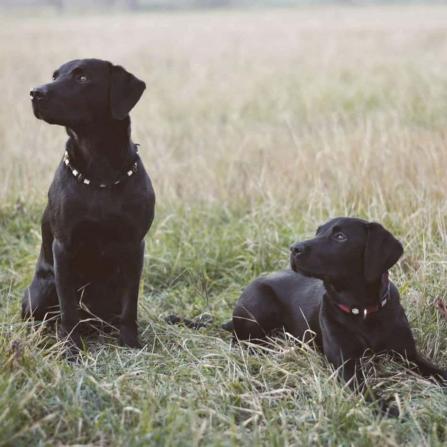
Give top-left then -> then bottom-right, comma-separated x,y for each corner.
335,272 -> 391,319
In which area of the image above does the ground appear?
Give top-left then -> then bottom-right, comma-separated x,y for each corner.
1,5 -> 447,446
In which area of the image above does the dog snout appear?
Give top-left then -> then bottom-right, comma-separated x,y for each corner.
290,242 -> 307,256
30,86 -> 48,101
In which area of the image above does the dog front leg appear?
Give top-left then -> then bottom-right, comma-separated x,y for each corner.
22,206 -> 58,321
408,353 -> 447,383
389,326 -> 447,384
328,347 -> 399,416
119,241 -> 144,349
120,288 -> 141,348
325,342 -> 364,389
335,356 -> 364,390
52,239 -> 81,354
341,357 -> 399,416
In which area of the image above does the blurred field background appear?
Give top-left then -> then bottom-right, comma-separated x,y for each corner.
1,1 -> 447,445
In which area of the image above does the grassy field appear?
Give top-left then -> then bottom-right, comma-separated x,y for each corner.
2,5 -> 447,446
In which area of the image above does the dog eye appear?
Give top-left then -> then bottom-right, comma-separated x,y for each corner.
77,74 -> 88,82
333,232 -> 347,242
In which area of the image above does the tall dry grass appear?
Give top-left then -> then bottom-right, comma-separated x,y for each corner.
1,6 -> 447,215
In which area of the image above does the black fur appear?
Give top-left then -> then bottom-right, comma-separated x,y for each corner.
23,59 -> 155,353
226,218 -> 447,392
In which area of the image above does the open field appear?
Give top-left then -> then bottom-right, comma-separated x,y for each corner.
1,5 -> 447,445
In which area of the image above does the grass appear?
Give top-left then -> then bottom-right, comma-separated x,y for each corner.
1,4 -> 447,446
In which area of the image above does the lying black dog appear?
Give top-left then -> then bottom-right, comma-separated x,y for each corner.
23,59 -> 155,352
225,217 -> 446,389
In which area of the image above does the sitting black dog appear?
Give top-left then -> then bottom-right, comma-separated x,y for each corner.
225,217 -> 447,390
23,59 -> 155,352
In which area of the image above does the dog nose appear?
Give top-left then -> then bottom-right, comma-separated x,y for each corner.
30,87 -> 47,100
290,243 -> 306,256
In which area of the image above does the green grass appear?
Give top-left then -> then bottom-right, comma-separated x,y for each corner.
1,201 -> 447,446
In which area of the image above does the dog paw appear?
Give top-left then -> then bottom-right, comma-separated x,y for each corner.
119,337 -> 142,349
60,335 -> 83,362
64,344 -> 82,362
57,324 -> 83,358
378,399 -> 400,418
436,370 -> 447,387
119,327 -> 142,349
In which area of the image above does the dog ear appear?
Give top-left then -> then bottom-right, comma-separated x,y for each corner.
109,64 -> 146,120
364,222 -> 403,283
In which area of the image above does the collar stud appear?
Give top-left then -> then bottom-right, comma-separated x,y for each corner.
334,272 -> 391,318
62,147 -> 140,189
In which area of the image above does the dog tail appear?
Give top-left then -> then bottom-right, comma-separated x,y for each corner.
165,314 -> 235,332
165,314 -> 213,330
221,320 -> 234,332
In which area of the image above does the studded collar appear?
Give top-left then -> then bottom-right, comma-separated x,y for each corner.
63,146 -> 139,188
334,272 -> 391,319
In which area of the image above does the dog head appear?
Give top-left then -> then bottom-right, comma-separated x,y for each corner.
290,217 -> 403,284
30,58 -> 146,127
